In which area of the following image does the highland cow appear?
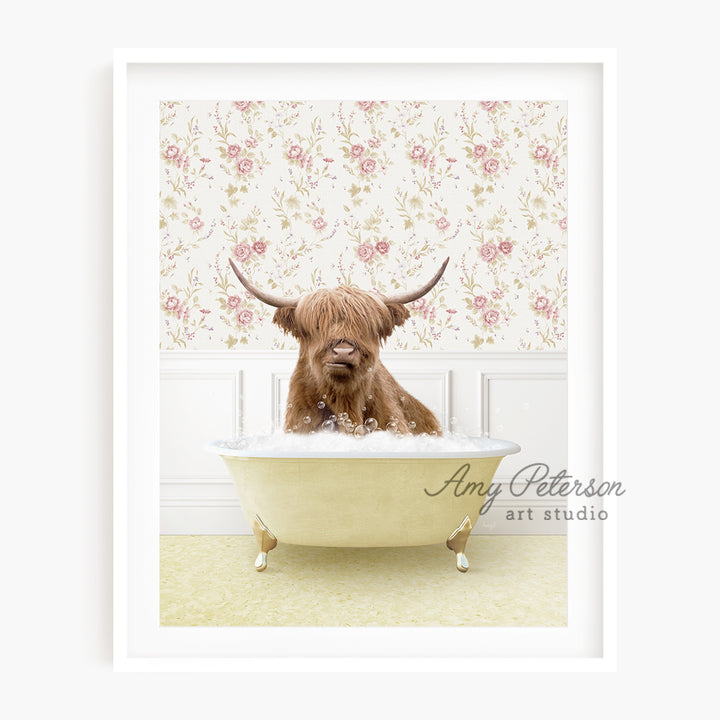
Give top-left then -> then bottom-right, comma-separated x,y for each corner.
229,257 -> 449,435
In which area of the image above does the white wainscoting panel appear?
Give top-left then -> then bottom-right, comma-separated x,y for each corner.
159,370 -> 241,480
481,372 -> 568,480
159,351 -> 567,535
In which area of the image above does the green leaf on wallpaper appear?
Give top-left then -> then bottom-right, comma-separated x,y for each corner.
220,205 -> 227,213
343,205 -> 350,212
472,336 -> 484,349
225,335 -> 238,349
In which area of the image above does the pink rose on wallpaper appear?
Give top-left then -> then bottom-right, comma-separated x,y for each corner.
234,101 -> 252,111
227,295 -> 242,310
480,243 -> 499,262
435,216 -> 451,231
233,243 -> 252,263
480,101 -> 499,112
237,158 -> 254,175
499,240 -> 513,255
357,243 -> 375,262
189,216 -> 204,231
483,309 -> 500,326
473,295 -> 488,310
237,309 -> 254,326
534,145 -> 550,160
491,288 -> 504,300
483,158 -> 500,175
312,216 -> 327,231
411,145 -> 427,160
411,298 -> 427,313
164,144 -> 180,160
357,101 -> 376,112
472,144 -> 487,159
245,137 -> 258,148
491,136 -> 504,148
252,239 -> 267,254
287,145 -> 303,160
350,144 -> 364,158
164,296 -> 180,311
359,157 -> 377,175
534,296 -> 550,312
227,144 -> 242,158
559,217 -> 568,230
375,240 -> 389,255
368,136 -> 381,148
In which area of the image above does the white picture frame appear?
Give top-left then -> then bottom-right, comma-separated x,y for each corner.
114,48 -> 617,671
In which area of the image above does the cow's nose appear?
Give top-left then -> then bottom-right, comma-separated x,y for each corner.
332,341 -> 356,361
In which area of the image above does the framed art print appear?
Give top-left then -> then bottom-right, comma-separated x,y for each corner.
114,49 -> 617,671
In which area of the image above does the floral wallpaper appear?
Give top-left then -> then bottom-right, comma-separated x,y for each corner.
159,100 -> 567,351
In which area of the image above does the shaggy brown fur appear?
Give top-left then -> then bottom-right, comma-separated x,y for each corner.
275,287 -> 442,435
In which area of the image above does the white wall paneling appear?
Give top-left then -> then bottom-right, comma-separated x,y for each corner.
160,351 -> 567,535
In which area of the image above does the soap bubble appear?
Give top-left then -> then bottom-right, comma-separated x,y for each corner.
354,424 -> 369,437
287,402 -> 293,409
364,417 -> 378,432
386,421 -> 399,433
303,416 -> 311,424
450,417 -> 457,426
367,394 -> 373,400
408,421 -> 416,430
321,419 -> 335,432
317,401 -> 326,409
322,394 -> 327,399
362,406 -> 366,413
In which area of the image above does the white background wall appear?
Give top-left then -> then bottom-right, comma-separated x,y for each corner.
3,5 -> 718,720
160,351 -> 568,534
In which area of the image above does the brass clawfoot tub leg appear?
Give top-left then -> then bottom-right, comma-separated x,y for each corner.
446,515 -> 473,573
252,515 -> 277,572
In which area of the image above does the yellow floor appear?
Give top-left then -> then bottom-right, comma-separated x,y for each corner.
160,535 -> 567,627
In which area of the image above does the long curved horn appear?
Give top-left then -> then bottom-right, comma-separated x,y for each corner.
383,257 -> 450,305
228,258 -> 300,308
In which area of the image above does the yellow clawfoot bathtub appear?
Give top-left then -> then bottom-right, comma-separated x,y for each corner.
207,435 -> 520,573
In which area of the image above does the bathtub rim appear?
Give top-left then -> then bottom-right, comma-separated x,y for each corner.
205,435 -> 521,460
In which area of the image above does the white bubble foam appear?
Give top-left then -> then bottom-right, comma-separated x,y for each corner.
208,431 -> 520,458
